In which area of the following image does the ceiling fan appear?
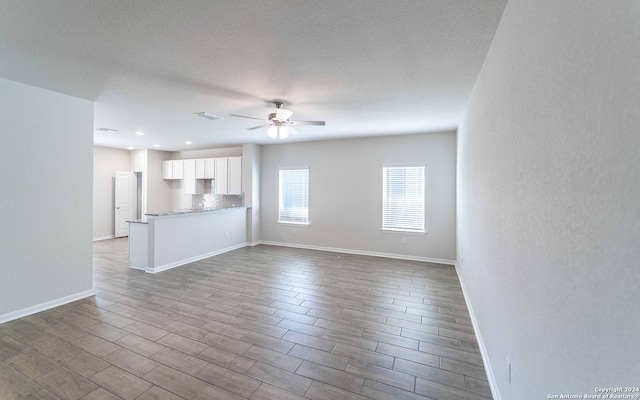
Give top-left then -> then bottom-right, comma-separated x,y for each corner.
231,101 -> 325,139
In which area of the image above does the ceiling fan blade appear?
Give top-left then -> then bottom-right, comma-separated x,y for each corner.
230,114 -> 265,121
289,120 -> 326,126
247,124 -> 268,130
275,109 -> 293,121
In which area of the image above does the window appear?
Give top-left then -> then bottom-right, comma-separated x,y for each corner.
382,165 -> 425,232
279,168 -> 309,224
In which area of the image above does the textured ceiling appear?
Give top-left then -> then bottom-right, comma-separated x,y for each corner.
0,0 -> 506,150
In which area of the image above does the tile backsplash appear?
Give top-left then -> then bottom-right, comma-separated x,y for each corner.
191,194 -> 216,209
220,195 -> 243,209
191,194 -> 243,210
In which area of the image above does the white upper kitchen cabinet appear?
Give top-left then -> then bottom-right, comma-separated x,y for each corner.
196,158 -> 215,180
173,160 -> 184,179
228,156 -> 242,195
215,158 -> 228,194
183,159 -> 204,194
162,160 -> 184,180
205,158 -> 216,179
162,160 -> 172,179
164,157 -> 239,194
195,159 -> 205,179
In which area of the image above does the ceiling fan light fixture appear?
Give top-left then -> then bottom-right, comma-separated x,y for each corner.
276,109 -> 293,121
232,101 -> 325,139
279,126 -> 290,139
267,125 -> 278,139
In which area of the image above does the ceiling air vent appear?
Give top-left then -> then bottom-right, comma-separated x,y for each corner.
96,127 -> 119,133
194,112 -> 223,121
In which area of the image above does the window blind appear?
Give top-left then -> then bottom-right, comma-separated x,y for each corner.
279,168 -> 309,223
382,166 -> 425,232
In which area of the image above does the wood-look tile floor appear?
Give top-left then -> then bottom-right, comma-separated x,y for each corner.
0,238 -> 493,400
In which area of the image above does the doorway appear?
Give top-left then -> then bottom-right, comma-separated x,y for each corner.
134,171 -> 143,219
114,171 -> 136,238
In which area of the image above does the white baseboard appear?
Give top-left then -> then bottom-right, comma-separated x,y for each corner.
0,289 -> 96,324
454,263 -> 501,400
258,240 -> 455,265
147,242 -> 249,274
144,240 -> 454,274
93,235 -> 115,242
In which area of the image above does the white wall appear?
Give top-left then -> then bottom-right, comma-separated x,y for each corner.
0,77 -> 93,320
146,149 -> 172,214
130,149 -> 147,215
93,146 -> 131,240
171,147 -> 242,160
127,149 -> 172,215
130,149 -> 147,172
243,143 -> 261,244
261,133 -> 456,262
456,1 -> 640,398
148,209 -> 247,273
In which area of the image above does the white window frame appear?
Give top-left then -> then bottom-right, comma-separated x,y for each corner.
278,167 -> 310,225
382,164 -> 426,234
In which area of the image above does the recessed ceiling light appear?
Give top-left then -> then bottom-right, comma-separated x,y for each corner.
126,147 -> 133,150
185,141 -> 192,145
135,131 -> 145,136
96,127 -> 118,133
194,112 -> 223,121
153,144 -> 160,147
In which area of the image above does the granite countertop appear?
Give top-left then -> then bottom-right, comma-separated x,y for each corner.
144,206 -> 248,218
128,206 -> 248,223
127,216 -> 148,224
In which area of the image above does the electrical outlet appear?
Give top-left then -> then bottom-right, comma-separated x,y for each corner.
507,357 -> 511,384
402,237 -> 408,245
225,232 -> 229,238
292,228 -> 297,235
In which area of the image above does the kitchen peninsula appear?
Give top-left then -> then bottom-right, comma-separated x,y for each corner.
128,206 -> 248,273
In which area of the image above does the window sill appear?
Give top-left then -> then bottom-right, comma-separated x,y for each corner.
278,221 -> 310,227
381,228 -> 427,236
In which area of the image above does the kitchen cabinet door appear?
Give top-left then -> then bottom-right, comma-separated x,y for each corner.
184,159 -> 204,194
172,160 -> 184,179
195,159 -> 205,179
183,160 -> 195,193
215,158 -> 228,194
204,158 -> 216,179
162,160 -> 173,179
228,156 -> 242,194
162,160 -> 186,180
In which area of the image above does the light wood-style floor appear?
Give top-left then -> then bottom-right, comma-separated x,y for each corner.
0,238 -> 492,400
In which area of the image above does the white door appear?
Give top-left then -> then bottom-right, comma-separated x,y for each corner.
115,171 -> 134,238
